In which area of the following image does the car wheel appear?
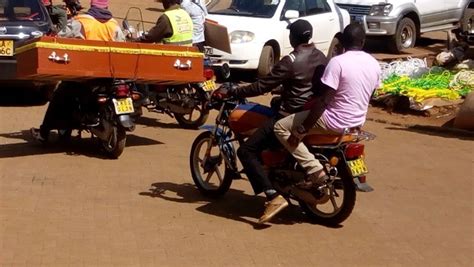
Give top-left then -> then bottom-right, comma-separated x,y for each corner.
328,37 -> 343,58
389,17 -> 417,53
257,45 -> 275,78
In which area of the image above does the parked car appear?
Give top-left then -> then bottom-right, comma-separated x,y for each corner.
0,0 -> 56,101
206,0 -> 350,77
334,0 -> 471,53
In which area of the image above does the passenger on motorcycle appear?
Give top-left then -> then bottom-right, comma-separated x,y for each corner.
31,0 -> 124,142
274,23 -> 381,187
215,20 -> 327,224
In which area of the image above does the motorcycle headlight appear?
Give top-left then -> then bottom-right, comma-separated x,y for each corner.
230,31 -> 255,44
31,31 -> 44,38
369,4 -> 392,16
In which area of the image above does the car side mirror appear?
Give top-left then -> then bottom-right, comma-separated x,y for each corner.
284,10 -> 299,19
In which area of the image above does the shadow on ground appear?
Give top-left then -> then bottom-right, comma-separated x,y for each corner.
135,115 -> 187,129
139,182 -> 338,229
385,126 -> 474,140
0,130 -> 163,159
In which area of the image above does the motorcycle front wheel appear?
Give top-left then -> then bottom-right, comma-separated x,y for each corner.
100,126 -> 126,159
299,169 -> 356,226
190,131 -> 233,197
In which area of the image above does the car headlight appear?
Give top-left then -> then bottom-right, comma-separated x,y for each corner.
369,4 -> 392,16
230,31 -> 255,44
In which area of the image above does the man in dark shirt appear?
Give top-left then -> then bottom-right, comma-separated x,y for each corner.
217,20 -> 327,224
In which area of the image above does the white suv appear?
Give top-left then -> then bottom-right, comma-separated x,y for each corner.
206,0 -> 350,77
334,0 -> 471,53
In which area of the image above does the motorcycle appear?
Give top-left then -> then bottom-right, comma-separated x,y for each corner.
122,7 -> 215,129
189,67 -> 375,225
55,79 -> 141,159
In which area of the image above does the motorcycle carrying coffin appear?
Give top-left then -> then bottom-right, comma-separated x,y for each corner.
14,37 -> 205,84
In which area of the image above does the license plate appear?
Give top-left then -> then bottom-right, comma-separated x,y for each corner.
0,40 -> 14,57
202,80 -> 216,92
347,158 -> 369,177
204,47 -> 213,55
112,98 -> 134,114
351,15 -> 363,23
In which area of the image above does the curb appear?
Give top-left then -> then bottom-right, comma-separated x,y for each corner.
366,117 -> 474,138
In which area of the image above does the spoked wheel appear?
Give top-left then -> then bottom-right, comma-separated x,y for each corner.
100,126 -> 126,159
175,88 -> 210,129
190,131 -> 233,197
299,171 -> 356,226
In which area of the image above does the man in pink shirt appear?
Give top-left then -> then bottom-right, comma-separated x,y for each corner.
274,23 -> 381,191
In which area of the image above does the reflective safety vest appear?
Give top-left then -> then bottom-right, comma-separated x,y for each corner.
76,14 -> 119,41
163,9 -> 193,46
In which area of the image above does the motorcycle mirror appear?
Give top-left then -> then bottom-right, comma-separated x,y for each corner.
222,63 -> 231,80
122,19 -> 130,31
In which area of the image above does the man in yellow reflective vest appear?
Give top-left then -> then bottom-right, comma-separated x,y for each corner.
143,0 -> 193,45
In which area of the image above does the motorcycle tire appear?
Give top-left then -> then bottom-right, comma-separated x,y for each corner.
101,126 -> 126,159
299,169 -> 356,226
175,109 -> 209,129
190,131 -> 233,198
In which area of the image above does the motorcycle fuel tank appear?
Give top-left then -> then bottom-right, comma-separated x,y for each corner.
228,103 -> 274,136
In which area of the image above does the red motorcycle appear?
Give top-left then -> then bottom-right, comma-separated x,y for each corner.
189,70 -> 375,225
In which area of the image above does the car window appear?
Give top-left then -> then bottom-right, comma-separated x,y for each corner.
305,0 -> 331,15
209,0 -> 281,18
0,0 -> 46,21
283,0 -> 306,17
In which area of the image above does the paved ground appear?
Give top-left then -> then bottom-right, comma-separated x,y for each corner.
0,94 -> 473,266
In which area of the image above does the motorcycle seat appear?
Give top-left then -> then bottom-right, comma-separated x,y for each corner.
303,133 -> 355,146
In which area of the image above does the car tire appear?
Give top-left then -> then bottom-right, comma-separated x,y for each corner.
257,45 -> 275,78
328,37 -> 343,58
389,17 -> 417,53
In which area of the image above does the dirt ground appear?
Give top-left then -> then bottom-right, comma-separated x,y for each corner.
1,94 -> 473,266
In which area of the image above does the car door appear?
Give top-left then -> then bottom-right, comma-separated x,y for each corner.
281,0 -> 337,55
303,0 -> 337,54
415,0 -> 449,26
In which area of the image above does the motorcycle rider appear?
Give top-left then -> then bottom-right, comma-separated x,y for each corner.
31,0 -> 124,142
274,23 -> 381,187
215,20 -> 327,224
142,0 -> 193,45
41,0 -> 68,32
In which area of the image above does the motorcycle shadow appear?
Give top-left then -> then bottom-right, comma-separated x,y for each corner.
139,182 -> 311,229
0,130 -> 163,159
135,116 -> 184,130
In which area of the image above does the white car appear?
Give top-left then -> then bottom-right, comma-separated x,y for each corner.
207,0 -> 350,77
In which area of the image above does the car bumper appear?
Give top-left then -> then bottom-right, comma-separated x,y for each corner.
207,42 -> 262,70
357,15 -> 399,36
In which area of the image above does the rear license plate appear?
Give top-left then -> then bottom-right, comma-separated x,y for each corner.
347,158 -> 368,177
0,40 -> 14,57
113,98 -> 134,114
202,80 -> 216,91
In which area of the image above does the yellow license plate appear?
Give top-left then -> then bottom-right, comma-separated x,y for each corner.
203,80 -> 216,91
0,40 -> 14,57
113,98 -> 134,114
347,158 -> 368,177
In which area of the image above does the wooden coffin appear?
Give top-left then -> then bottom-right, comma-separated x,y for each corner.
15,37 -> 205,84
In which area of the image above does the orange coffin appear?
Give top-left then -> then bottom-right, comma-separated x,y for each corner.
15,37 -> 205,84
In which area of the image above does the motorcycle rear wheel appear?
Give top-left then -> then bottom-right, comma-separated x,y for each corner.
190,131 -> 233,197
299,170 -> 356,226
174,88 -> 209,129
100,126 -> 126,159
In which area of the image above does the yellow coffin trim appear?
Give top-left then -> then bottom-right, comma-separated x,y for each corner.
15,41 -> 204,58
